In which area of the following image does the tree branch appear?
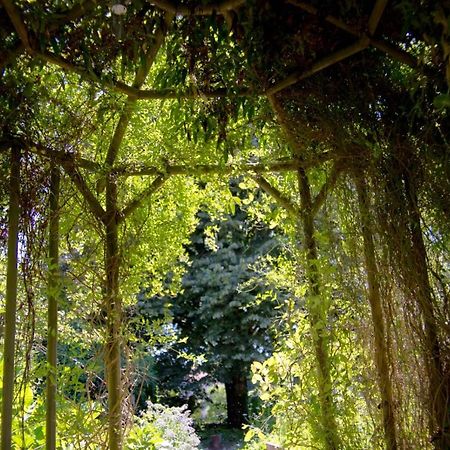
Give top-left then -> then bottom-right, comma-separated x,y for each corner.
150,0 -> 244,15
119,174 -> 168,222
252,174 -> 299,218
266,38 -> 369,96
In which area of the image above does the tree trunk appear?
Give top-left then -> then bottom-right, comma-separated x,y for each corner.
105,175 -> 122,450
225,371 -> 249,428
355,176 -> 397,450
402,171 -> 450,448
46,166 -> 60,450
1,148 -> 20,450
297,168 -> 340,450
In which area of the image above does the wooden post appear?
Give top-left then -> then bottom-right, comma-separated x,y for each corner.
46,165 -> 60,450
402,170 -> 450,448
105,174 -> 122,450
297,168 -> 340,450
355,175 -> 397,450
1,148 -> 21,450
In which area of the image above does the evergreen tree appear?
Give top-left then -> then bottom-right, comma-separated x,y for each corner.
139,185 -> 285,427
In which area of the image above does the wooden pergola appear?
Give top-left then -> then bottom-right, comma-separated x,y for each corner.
0,1 -> 446,449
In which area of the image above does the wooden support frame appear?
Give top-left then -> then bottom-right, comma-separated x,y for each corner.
287,0 -> 427,71
253,174 -> 299,218
150,0 -> 244,15
46,165 -> 61,450
0,1 -> 434,448
0,0 -> 32,52
354,173 -> 398,450
0,148 -> 21,450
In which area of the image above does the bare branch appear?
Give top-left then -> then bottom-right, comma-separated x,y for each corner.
267,38 -> 369,96
119,174 -> 168,222
253,174 -> 299,218
150,0 -> 244,15
1,0 -> 32,52
311,164 -> 342,216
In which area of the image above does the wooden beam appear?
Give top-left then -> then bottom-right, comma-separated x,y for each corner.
30,142 -> 101,172
105,13 -> 173,167
46,165 -> 61,450
7,137 -> 331,177
113,159 -> 309,177
311,164 -> 342,215
287,0 -> 357,35
36,51 -> 255,102
287,0 -> 424,72
368,0 -> 389,36
0,0 -> 32,52
0,1 -> 110,70
266,38 -> 369,96
151,0 -> 244,15
119,174 -> 168,221
35,50 -> 139,97
62,162 -> 106,223
253,174 -> 299,218
136,86 -> 255,99
0,148 -> 21,450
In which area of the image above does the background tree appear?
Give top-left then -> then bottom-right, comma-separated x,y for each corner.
138,182 -> 286,428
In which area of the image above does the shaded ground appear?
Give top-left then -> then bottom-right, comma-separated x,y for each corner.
198,425 -> 245,450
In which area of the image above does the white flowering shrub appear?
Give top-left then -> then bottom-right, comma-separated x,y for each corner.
126,402 -> 200,450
